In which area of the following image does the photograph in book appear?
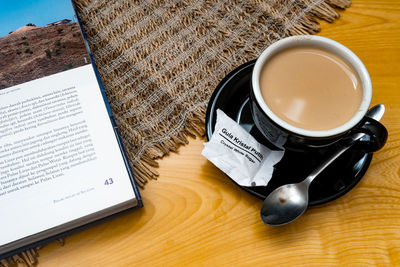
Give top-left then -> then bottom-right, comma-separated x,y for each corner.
0,0 -> 90,89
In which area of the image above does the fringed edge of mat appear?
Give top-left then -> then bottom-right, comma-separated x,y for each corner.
131,105 -> 207,188
1,0 -> 350,265
0,248 -> 39,267
1,240 -> 63,266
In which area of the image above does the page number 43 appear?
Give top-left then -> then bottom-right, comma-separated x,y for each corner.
104,178 -> 114,185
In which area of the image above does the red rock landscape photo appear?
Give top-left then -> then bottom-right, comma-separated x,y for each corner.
0,20 -> 90,89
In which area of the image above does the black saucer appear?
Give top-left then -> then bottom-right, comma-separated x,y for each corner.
205,60 -> 373,206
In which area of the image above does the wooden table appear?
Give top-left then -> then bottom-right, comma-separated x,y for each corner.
39,0 -> 400,265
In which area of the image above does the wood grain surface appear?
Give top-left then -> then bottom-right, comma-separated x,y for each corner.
38,0 -> 400,266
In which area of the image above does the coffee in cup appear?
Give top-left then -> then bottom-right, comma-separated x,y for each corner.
259,45 -> 363,131
250,35 -> 386,152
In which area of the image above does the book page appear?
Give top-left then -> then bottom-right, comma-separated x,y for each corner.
0,3 -> 137,250
0,65 -> 137,248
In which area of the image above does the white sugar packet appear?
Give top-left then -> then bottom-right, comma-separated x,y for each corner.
202,109 -> 284,187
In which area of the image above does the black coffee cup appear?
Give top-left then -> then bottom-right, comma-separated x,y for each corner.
249,36 -> 387,152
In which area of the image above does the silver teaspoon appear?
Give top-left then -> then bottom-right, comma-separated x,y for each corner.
260,104 -> 385,226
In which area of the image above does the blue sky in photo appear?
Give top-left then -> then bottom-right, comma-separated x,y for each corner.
0,0 -> 76,36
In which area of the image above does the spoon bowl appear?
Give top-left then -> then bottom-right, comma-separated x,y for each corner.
260,182 -> 309,225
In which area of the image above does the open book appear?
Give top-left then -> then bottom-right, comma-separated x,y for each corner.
0,0 -> 142,258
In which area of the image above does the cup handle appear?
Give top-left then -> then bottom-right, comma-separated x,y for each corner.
342,117 -> 388,152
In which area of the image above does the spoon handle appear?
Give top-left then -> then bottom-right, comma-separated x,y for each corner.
303,104 -> 385,186
303,138 -> 360,186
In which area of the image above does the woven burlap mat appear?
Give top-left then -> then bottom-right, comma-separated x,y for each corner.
2,0 -> 350,265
